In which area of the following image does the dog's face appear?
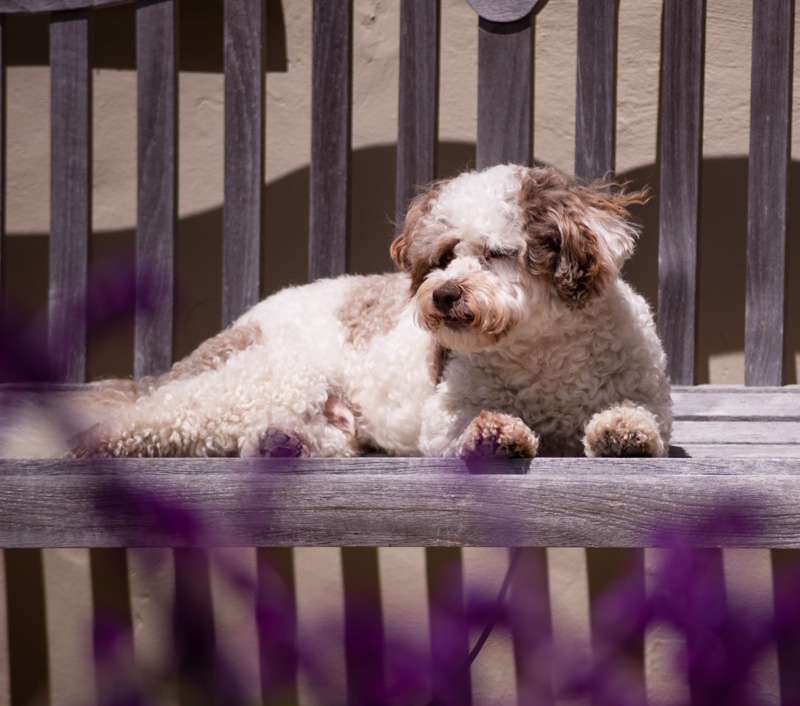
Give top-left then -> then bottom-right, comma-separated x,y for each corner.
391,165 -> 646,353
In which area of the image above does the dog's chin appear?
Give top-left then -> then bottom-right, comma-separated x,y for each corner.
430,319 -> 508,354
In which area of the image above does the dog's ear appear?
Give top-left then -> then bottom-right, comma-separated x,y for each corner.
551,216 -> 611,307
519,167 -> 647,308
582,187 -> 648,272
391,182 -> 446,290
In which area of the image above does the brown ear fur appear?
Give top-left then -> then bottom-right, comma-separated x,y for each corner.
519,167 -> 648,308
390,182 -> 447,290
552,217 -> 609,307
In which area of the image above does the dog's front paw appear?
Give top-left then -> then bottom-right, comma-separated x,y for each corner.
583,403 -> 665,457
257,427 -> 311,458
456,411 -> 539,460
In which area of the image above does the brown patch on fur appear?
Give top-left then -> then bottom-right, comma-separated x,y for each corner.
323,388 -> 380,453
338,273 -> 411,349
518,167 -> 649,308
391,180 -> 451,291
427,342 -> 451,384
324,392 -> 357,435
165,320 -> 263,382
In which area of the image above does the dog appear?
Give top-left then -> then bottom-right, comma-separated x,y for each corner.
3,164 -> 672,460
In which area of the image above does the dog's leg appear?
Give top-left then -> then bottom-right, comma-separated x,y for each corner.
583,402 -> 666,457
455,411 -> 539,460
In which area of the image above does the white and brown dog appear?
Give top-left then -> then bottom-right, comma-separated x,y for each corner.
5,165 -> 672,460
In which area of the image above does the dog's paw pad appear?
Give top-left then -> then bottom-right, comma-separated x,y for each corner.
584,403 -> 665,458
456,411 -> 539,460
592,430 -> 649,457
258,427 -> 310,458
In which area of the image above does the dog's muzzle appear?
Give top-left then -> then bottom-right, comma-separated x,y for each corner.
432,282 -> 461,311
432,282 -> 475,329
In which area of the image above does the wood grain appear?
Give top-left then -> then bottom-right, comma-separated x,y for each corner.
0,0 -> 129,12
672,421 -> 800,445
745,0 -> 793,386
49,10 -> 91,384
309,0 -> 352,280
466,0 -> 539,23
674,445 -> 800,459
223,0 -> 265,326
395,0 -> 439,233
671,386 -> 800,420
574,0 -> 616,181
135,0 -> 177,377
476,15 -> 532,170
2,458 -> 800,548
657,0 -> 704,386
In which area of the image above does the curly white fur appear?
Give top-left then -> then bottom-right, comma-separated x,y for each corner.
2,165 -> 671,460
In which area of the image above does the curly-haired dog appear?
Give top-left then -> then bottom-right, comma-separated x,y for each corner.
3,165 -> 671,459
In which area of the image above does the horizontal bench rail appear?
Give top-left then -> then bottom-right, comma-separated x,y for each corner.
1,456 -> 800,548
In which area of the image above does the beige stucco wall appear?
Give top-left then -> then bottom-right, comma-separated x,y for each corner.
1,1 -> 798,704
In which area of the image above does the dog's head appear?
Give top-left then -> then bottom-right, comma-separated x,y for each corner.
391,165 -> 647,353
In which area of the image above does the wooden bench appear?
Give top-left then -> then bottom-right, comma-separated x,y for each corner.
0,0 -> 798,704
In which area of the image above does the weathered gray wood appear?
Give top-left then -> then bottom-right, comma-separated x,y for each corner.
511,547 -> 554,706
466,0 -> 540,23
672,421 -> 800,445
135,0 -> 178,377
672,386 -> 800,420
745,0 -> 793,386
0,0 -> 129,12
395,0 -> 439,233
427,547 -> 471,705
675,444 -> 800,459
223,0 -> 265,326
342,547 -> 386,704
476,15 -> 532,170
49,10 -> 92,384
2,458 -> 800,548
657,0 -> 704,386
0,16 -> 5,296
574,0 -> 616,181
309,0 -> 351,280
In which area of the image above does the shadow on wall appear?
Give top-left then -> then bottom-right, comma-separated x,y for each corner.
3,147 -> 798,384
623,158 -> 800,385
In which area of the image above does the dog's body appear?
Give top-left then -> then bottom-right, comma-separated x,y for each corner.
3,165 -> 672,460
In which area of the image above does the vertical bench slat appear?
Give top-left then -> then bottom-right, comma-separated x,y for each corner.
49,10 -> 92,383
657,0 -> 704,386
223,0 -> 265,326
135,0 -> 178,377
745,0 -> 793,386
310,0 -> 352,280
0,16 -> 5,299
395,0 -> 439,231
574,0 -> 616,181
476,15 -> 533,170
427,547 -> 472,705
0,551 -> 8,706
4,550 -> 49,706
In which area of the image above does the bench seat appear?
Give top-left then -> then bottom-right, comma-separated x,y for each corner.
1,385 -> 796,549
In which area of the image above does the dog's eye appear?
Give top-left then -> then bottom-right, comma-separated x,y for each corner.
484,246 -> 514,261
434,250 -> 455,270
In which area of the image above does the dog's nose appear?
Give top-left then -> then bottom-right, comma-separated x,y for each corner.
433,282 -> 462,312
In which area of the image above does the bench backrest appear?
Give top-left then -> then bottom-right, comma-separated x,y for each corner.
0,0 -> 794,387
